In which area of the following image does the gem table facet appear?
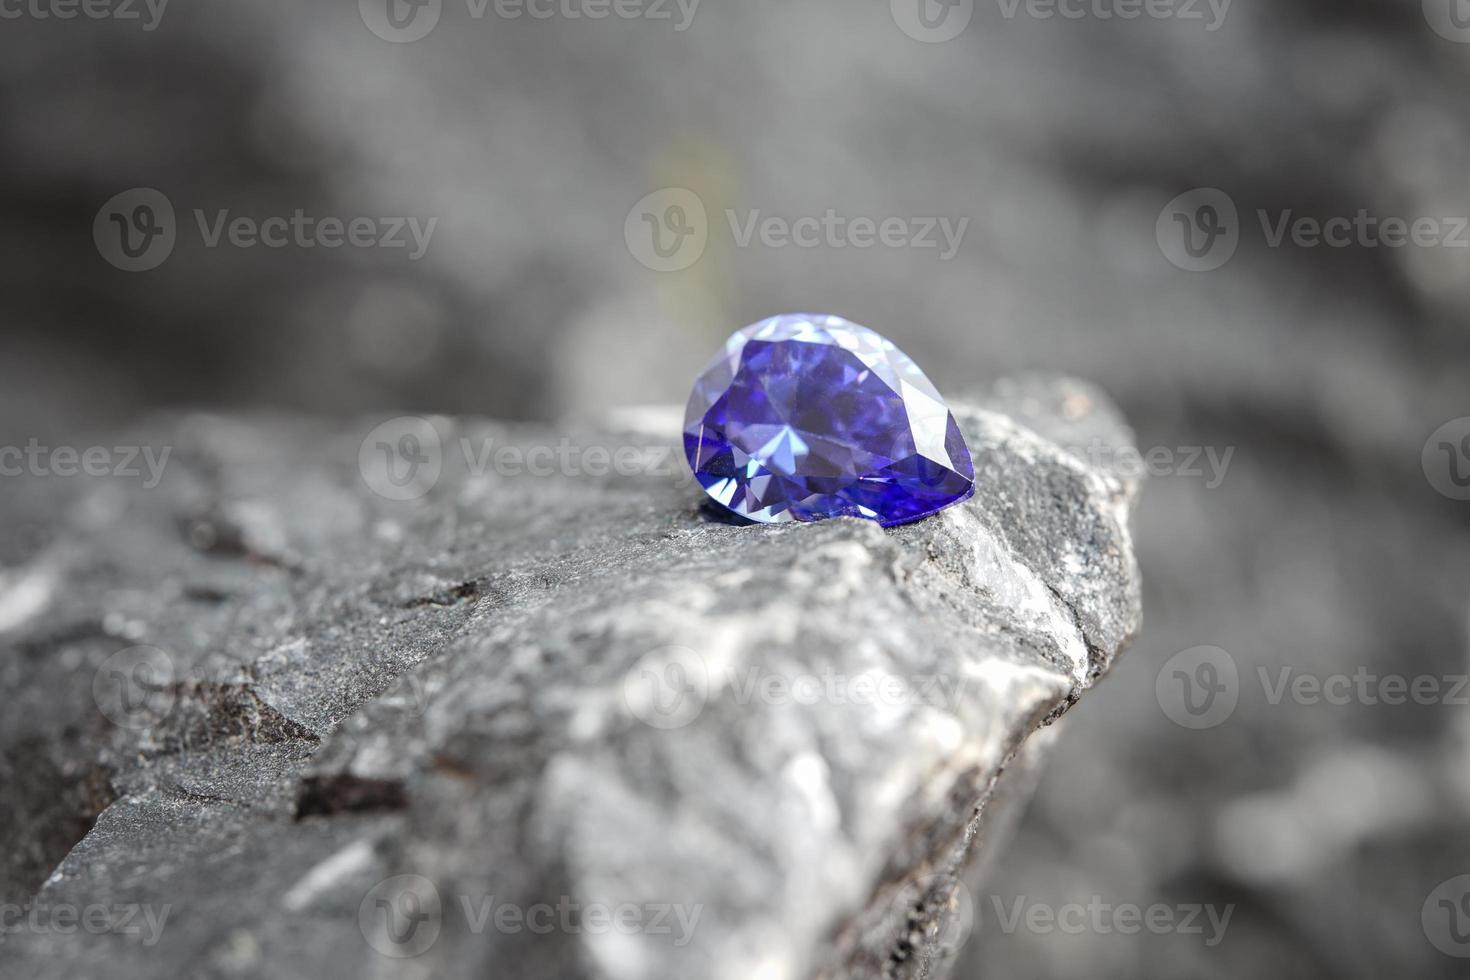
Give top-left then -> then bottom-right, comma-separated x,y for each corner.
683,314 -> 976,527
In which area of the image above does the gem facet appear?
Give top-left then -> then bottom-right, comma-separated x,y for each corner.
683,314 -> 976,527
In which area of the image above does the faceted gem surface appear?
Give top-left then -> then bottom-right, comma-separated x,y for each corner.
683,314 -> 975,527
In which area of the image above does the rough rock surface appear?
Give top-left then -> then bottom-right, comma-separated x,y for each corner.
0,376 -> 1141,980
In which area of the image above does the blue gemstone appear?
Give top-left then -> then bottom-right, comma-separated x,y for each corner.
684,314 -> 975,527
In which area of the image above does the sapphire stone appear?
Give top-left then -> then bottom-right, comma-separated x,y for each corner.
683,314 -> 975,527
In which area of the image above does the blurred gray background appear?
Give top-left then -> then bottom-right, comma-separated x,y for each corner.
2,0 -> 1469,976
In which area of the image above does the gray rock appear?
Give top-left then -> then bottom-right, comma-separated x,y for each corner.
0,376 -> 1140,980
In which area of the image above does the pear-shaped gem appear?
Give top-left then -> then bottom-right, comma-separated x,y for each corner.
684,314 -> 975,527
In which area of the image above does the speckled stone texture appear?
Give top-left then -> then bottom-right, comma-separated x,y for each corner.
0,375 -> 1140,980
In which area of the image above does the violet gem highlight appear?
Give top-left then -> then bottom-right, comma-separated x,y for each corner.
683,314 -> 976,527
